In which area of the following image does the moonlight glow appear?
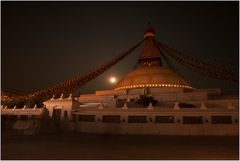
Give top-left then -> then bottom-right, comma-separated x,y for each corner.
109,77 -> 117,84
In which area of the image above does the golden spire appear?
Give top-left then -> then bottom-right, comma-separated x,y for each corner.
139,23 -> 161,66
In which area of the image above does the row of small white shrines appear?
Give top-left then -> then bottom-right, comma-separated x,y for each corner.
1,93 -> 71,112
1,105 -> 45,116
1,93 -> 236,113
1,104 -> 39,110
95,101 -> 236,110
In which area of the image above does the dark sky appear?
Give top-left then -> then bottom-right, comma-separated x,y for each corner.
2,1 -> 239,95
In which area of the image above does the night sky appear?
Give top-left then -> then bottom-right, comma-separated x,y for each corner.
2,1 -> 239,95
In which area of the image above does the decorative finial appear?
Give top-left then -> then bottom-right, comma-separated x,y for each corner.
51,95 -> 55,100
60,93 -> 64,99
144,22 -> 156,38
173,102 -> 180,109
13,105 -> 17,110
122,102 -> 128,110
23,105 -> 27,109
98,102 -> 104,110
68,93 -> 72,99
147,102 -> 154,110
200,101 -> 207,110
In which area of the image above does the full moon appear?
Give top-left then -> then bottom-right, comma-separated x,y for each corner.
109,77 -> 117,84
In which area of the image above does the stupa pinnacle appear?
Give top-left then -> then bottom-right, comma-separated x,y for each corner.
139,23 -> 161,67
115,24 -> 192,90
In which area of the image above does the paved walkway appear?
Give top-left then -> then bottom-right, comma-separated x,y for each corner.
1,132 -> 239,160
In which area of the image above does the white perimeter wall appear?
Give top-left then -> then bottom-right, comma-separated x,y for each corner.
73,110 -> 238,136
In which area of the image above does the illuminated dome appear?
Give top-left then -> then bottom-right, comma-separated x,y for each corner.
115,66 -> 192,90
